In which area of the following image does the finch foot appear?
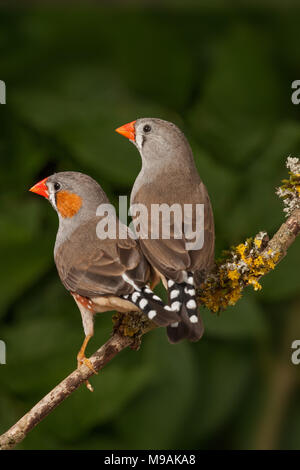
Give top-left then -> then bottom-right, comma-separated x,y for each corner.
85,381 -> 94,393
77,334 -> 98,392
77,356 -> 98,393
77,356 -> 98,375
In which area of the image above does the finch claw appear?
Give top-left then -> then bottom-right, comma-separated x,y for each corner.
77,335 -> 98,391
85,380 -> 94,393
77,356 -> 98,392
77,355 -> 98,375
82,357 -> 98,375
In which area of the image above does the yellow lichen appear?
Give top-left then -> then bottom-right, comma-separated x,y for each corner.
277,160 -> 300,216
198,237 -> 280,313
254,239 -> 262,249
247,277 -> 262,291
198,158 -> 297,314
236,243 -> 247,259
227,269 -> 240,281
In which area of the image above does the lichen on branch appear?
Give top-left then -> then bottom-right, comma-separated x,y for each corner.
197,157 -> 300,313
276,156 -> 300,217
197,233 -> 280,313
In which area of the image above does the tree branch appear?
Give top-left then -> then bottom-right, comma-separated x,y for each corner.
0,311 -> 155,450
0,333 -> 128,449
1,159 -> 300,450
196,209 -> 300,313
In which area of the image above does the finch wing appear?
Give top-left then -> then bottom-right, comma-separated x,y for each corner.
55,218 -> 147,297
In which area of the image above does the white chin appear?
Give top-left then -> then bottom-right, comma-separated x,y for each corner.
49,191 -> 57,210
134,133 -> 144,151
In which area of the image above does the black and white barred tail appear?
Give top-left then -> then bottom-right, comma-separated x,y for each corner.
166,272 -> 204,343
122,285 -> 180,327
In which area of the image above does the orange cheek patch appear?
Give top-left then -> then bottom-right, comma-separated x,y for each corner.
56,191 -> 82,218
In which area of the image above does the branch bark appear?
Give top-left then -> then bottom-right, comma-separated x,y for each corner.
1,208 -> 300,450
0,333 -> 130,450
264,208 -> 300,259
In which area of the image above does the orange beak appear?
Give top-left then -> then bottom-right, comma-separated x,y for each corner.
115,120 -> 136,141
29,177 -> 49,199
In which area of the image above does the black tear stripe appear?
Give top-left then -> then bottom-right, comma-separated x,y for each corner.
122,285 -> 179,327
166,272 -> 204,343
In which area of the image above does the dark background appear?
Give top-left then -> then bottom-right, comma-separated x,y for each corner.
0,1 -> 300,450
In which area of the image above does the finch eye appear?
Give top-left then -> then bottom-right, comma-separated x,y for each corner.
143,124 -> 151,133
54,182 -> 61,192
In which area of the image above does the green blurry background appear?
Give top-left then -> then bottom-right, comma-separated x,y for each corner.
1,1 -> 300,450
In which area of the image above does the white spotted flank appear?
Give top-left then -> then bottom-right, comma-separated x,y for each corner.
171,301 -> 181,312
170,289 -> 180,299
186,299 -> 197,310
189,315 -> 198,323
139,298 -> 148,309
148,310 -> 157,320
152,295 -> 161,301
132,292 -> 141,303
184,287 -> 195,296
